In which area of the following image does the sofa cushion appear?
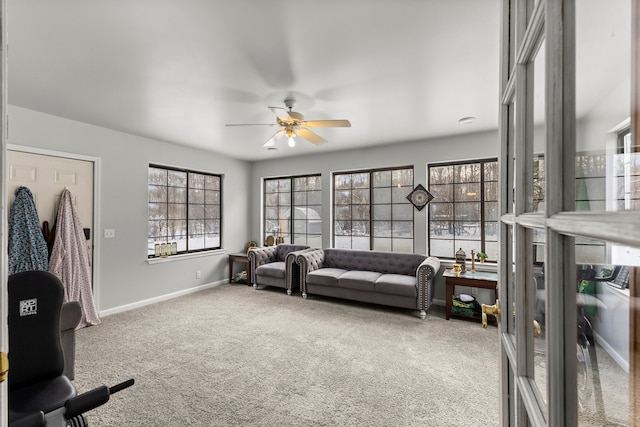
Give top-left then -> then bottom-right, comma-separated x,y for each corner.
306,268 -> 347,287
375,274 -> 417,297
256,261 -> 286,279
338,270 -> 381,292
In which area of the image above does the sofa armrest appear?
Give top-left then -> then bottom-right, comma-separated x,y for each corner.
295,249 -> 326,295
285,248 -> 317,293
416,256 -> 441,312
247,246 -> 278,285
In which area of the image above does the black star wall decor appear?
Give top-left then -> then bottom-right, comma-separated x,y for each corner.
406,184 -> 434,211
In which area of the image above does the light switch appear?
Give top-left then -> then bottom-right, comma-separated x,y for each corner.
104,229 -> 115,239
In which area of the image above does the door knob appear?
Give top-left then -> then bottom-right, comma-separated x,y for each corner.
481,299 -> 501,328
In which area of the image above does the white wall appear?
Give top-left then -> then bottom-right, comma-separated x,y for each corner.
250,129 -> 500,303
8,106 -> 252,313
7,104 -> 501,310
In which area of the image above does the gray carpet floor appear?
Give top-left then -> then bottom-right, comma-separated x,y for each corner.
73,284 -> 500,426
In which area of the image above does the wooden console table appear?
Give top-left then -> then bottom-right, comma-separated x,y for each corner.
443,269 -> 498,321
228,253 -> 251,285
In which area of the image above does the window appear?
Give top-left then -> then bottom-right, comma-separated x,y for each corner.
428,159 -> 498,260
264,175 -> 322,246
148,165 -> 221,257
333,167 -> 414,253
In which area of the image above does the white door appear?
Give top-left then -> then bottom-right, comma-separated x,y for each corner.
6,149 -> 95,277
498,0 -> 639,425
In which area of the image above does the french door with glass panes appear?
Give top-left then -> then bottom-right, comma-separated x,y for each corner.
498,0 -> 639,425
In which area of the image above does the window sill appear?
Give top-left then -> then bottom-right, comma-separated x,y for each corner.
440,258 -> 498,273
147,249 -> 227,264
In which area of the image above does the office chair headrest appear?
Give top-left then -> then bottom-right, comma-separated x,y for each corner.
8,270 -> 66,390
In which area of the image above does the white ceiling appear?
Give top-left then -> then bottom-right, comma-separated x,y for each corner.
9,1 -> 502,161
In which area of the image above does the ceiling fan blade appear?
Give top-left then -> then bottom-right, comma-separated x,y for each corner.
263,129 -> 285,147
225,123 -> 276,127
268,106 -> 292,122
297,128 -> 327,146
302,119 -> 351,128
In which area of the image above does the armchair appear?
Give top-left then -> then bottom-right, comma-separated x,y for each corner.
248,244 -> 311,295
60,301 -> 82,380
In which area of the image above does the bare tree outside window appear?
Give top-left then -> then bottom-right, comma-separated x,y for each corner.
428,159 -> 498,260
334,167 -> 414,252
148,166 -> 221,257
264,175 -> 321,247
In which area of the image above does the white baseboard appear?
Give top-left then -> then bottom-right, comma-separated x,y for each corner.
594,331 -> 629,373
432,298 -> 445,307
99,280 -> 226,317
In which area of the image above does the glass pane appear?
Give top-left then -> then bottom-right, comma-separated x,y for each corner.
265,179 -> 279,193
168,170 -> 187,187
204,175 -> 219,190
373,204 -> 391,221
533,40 -> 546,213
392,168 -> 413,186
532,232 -> 547,405
334,189 -> 351,205
372,170 -> 391,187
373,188 -> 391,204
576,0 -> 636,213
148,185 -> 167,203
373,237 -> 391,252
307,190 -> 321,205
430,238 -> 454,258
574,237 -> 633,426
373,221 -> 391,237
455,163 -> 480,183
294,191 -> 307,205
392,238 -> 413,253
188,188 -> 204,204
351,173 -> 370,188
148,167 -> 167,185
168,187 -> 187,203
188,173 -> 204,189
430,165 -> 454,185
392,204 -> 413,221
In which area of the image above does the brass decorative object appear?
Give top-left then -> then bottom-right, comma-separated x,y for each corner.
452,264 -> 462,277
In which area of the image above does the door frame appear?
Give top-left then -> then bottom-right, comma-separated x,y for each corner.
499,0 -> 640,425
7,144 -> 103,312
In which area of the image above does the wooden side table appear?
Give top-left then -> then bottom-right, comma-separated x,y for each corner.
228,253 -> 251,285
443,269 -> 498,321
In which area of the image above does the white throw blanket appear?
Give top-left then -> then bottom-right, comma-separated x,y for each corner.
49,188 -> 101,328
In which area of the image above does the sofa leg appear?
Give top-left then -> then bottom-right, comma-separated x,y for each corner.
253,284 -> 257,289
419,310 -> 426,320
287,289 -> 292,296
302,293 -> 307,299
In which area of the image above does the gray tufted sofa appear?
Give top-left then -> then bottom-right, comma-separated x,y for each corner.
248,244 -> 312,295
296,248 -> 441,319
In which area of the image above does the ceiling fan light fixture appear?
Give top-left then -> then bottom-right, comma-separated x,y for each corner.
288,136 -> 296,147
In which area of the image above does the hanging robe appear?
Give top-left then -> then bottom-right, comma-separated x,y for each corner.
49,188 -> 101,328
8,186 -> 49,274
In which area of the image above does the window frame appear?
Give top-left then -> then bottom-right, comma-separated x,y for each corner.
332,166 -> 414,253
148,164 -> 222,258
427,158 -> 498,260
263,174 -> 322,246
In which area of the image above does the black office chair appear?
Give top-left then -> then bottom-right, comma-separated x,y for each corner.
8,271 -> 133,427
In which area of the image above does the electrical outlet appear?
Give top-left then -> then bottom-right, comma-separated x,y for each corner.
104,229 -> 115,239
196,271 -> 201,279
471,287 -> 478,295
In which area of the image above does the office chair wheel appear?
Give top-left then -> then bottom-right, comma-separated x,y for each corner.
66,414 -> 88,427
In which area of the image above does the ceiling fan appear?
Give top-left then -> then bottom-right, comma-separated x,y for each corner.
225,98 -> 351,147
